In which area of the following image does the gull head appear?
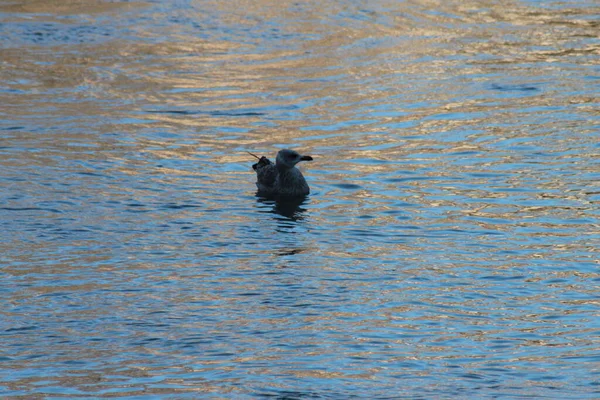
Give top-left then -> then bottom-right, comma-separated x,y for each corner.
276,149 -> 313,169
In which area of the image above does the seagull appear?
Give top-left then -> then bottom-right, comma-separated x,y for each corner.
249,149 -> 313,197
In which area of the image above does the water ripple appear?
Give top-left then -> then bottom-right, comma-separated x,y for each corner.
1,0 -> 599,398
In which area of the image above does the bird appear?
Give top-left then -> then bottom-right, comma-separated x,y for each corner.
249,149 -> 313,197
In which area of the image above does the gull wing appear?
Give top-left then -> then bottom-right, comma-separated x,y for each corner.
253,156 -> 277,190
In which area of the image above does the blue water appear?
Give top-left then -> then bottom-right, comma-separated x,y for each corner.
1,0 -> 599,398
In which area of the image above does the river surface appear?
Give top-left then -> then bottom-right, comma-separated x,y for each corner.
1,0 -> 599,398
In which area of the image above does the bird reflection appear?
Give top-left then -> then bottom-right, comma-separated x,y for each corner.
274,247 -> 304,256
254,195 -> 310,261
255,194 -> 308,221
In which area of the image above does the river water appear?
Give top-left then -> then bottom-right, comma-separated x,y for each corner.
1,0 -> 599,398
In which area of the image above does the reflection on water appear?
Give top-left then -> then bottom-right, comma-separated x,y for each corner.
1,0 -> 599,398
257,196 -> 309,221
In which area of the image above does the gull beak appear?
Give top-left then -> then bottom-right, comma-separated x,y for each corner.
300,155 -> 313,162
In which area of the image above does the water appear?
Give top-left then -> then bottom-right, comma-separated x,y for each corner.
1,0 -> 599,398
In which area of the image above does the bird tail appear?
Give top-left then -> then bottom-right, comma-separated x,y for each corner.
252,155 -> 273,171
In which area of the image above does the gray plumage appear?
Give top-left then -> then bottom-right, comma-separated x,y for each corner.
251,149 -> 313,197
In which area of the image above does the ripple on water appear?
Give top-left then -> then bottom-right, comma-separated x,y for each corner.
1,0 -> 600,398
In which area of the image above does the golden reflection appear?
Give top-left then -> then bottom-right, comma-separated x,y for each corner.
0,0 -> 145,15
2,1 -> 599,396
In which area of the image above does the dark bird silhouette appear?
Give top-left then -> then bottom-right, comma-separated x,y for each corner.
249,149 -> 313,197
